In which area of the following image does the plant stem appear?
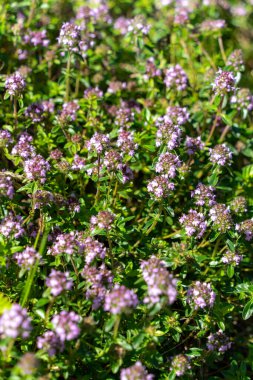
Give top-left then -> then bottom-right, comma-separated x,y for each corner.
65,53 -> 71,102
145,202 -> 163,236
95,155 -> 101,205
113,315 -> 121,340
218,36 -> 227,64
13,97 -> 17,126
206,98 -> 223,144
21,228 -> 49,307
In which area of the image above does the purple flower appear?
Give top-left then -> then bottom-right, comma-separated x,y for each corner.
227,49 -> 244,72
48,232 -> 77,256
120,361 -> 154,380
187,281 -> 216,309
82,264 -> 113,310
117,129 -> 138,156
185,136 -> 204,155
12,133 -> 35,159
46,270 -> 73,296
212,69 -> 236,96
127,15 -> 150,35
221,250 -> 242,266
179,209 -> 207,238
207,330 -> 232,352
24,154 -> 50,183
0,304 -> 32,339
174,7 -> 189,25
147,175 -> 175,199
140,256 -> 177,305
14,246 -> 41,269
170,354 -> 191,376
23,30 -> 49,47
5,72 -> 26,96
145,57 -> 161,78
209,204 -> 233,233
231,88 -> 253,113
103,149 -> 123,171
79,236 -> 107,265
165,106 -> 189,126
200,19 -> 226,32
156,120 -> 182,150
0,130 -> 13,146
104,284 -> 138,314
236,219 -> 253,241
86,132 -> 110,154
209,144 -> 232,166
71,154 -> 86,170
58,22 -> 81,51
37,330 -> 64,356
25,102 -> 45,123
0,213 -> 25,239
90,211 -> 115,230
155,152 -> 181,178
0,172 -> 14,198
191,183 -> 216,207
164,64 -> 188,91
51,311 -> 80,341
230,196 -> 247,214
58,101 -> 80,124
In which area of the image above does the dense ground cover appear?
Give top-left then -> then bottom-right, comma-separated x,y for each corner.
0,0 -> 253,378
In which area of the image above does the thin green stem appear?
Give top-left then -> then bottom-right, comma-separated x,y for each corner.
113,315 -> 121,340
145,202 -> 163,236
95,155 -> 101,205
218,36 -> 227,64
65,53 -> 71,102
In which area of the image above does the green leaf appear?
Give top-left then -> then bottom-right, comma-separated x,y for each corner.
0,292 -> 11,315
227,265 -> 234,278
242,299 -> 253,320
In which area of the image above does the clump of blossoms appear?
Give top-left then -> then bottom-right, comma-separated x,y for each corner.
58,22 -> 81,51
179,209 -> 207,238
5,71 -> 26,96
230,196 -> 247,214
140,256 -> 177,305
0,173 -> 14,198
165,106 -> 189,125
236,219 -> 253,241
147,175 -> 175,198
24,154 -> 50,183
90,211 -> 115,230
58,101 -> 80,124
187,282 -> 216,309
11,133 -> 35,158
207,330 -> 232,352
221,250 -> 243,266
86,132 -> 110,154
0,304 -> 32,339
209,204 -> 233,232
104,285 -> 138,314
209,144 -> 232,166
51,311 -> 80,341
79,236 -> 107,264
212,69 -> 236,95
231,88 -> 253,112
0,213 -> 25,239
37,331 -> 64,356
191,183 -> 216,207
13,247 -> 41,269
200,19 -> 226,32
82,264 -> 113,310
127,15 -> 150,35
23,30 -> 49,47
164,64 -> 188,91
117,129 -> 138,156
227,49 -> 244,72
120,361 -> 154,380
156,121 -> 182,150
155,152 -> 181,178
170,354 -> 191,377
46,270 -> 73,296
185,136 -> 204,155
0,130 -> 13,146
48,232 -> 77,256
